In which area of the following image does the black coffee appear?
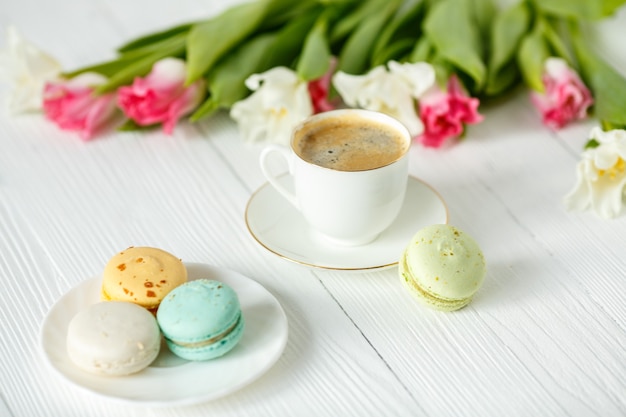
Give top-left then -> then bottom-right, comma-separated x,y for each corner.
294,114 -> 408,171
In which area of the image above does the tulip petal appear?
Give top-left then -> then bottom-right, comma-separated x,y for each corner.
43,72 -> 116,140
117,57 -> 204,134
333,62 -> 435,137
0,26 -> 61,113
230,66 -> 312,145
565,127 -> 626,218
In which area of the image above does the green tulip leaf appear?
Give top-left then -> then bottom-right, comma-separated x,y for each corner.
488,2 -> 531,74
64,33 -> 187,79
117,23 -> 193,53
191,34 -> 278,121
469,0 -> 497,41
485,61 -> 520,96
486,2 -> 530,95
573,34 -> 626,128
258,11 -> 320,71
371,0 -> 424,64
408,37 -> 433,63
517,23 -> 550,92
534,0 -> 626,20
94,35 -> 186,93
186,1 -> 268,84
338,0 -> 400,74
543,19 -> 574,64
424,0 -> 487,89
372,39 -> 415,66
297,14 -> 331,81
63,56 -> 136,79
330,0 -> 388,45
259,0 -> 319,30
372,39 -> 416,66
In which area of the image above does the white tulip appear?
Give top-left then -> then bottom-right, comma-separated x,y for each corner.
332,61 -> 435,137
564,127 -> 626,218
230,67 -> 313,145
0,26 -> 61,113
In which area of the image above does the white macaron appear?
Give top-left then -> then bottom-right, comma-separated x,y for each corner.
66,301 -> 161,376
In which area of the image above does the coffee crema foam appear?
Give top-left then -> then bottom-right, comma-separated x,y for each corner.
294,115 -> 408,171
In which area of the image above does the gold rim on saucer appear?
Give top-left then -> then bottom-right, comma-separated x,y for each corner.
244,175 -> 449,271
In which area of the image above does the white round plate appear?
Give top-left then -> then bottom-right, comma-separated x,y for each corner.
40,263 -> 288,407
245,175 -> 448,271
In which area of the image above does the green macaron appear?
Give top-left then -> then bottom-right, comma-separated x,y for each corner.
156,279 -> 244,361
399,224 -> 486,311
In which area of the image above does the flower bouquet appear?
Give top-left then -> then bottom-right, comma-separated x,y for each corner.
2,0 -> 626,217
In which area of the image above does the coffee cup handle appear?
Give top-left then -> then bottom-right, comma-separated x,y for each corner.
259,145 -> 299,209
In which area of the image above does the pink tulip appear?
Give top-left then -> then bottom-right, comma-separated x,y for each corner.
417,75 -> 483,148
531,57 -> 593,130
43,73 -> 117,140
118,58 -> 205,134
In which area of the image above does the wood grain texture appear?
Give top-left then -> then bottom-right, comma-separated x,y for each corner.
1,1 -> 625,417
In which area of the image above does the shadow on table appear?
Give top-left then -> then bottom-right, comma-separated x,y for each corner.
471,257 -> 558,310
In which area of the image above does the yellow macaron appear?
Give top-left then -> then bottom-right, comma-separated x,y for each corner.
101,247 -> 188,313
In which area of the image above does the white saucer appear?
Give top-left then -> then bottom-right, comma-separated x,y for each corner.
40,263 -> 288,407
245,175 -> 448,271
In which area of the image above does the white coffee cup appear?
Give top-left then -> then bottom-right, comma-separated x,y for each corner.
259,109 -> 411,246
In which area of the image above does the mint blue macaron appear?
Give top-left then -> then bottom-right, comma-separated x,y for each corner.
156,279 -> 244,361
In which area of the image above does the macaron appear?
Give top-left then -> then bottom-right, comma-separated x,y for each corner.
399,224 -> 486,311
156,279 -> 244,361
101,247 -> 188,313
66,301 -> 161,376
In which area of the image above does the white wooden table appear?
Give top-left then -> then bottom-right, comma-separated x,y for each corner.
1,1 -> 625,416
